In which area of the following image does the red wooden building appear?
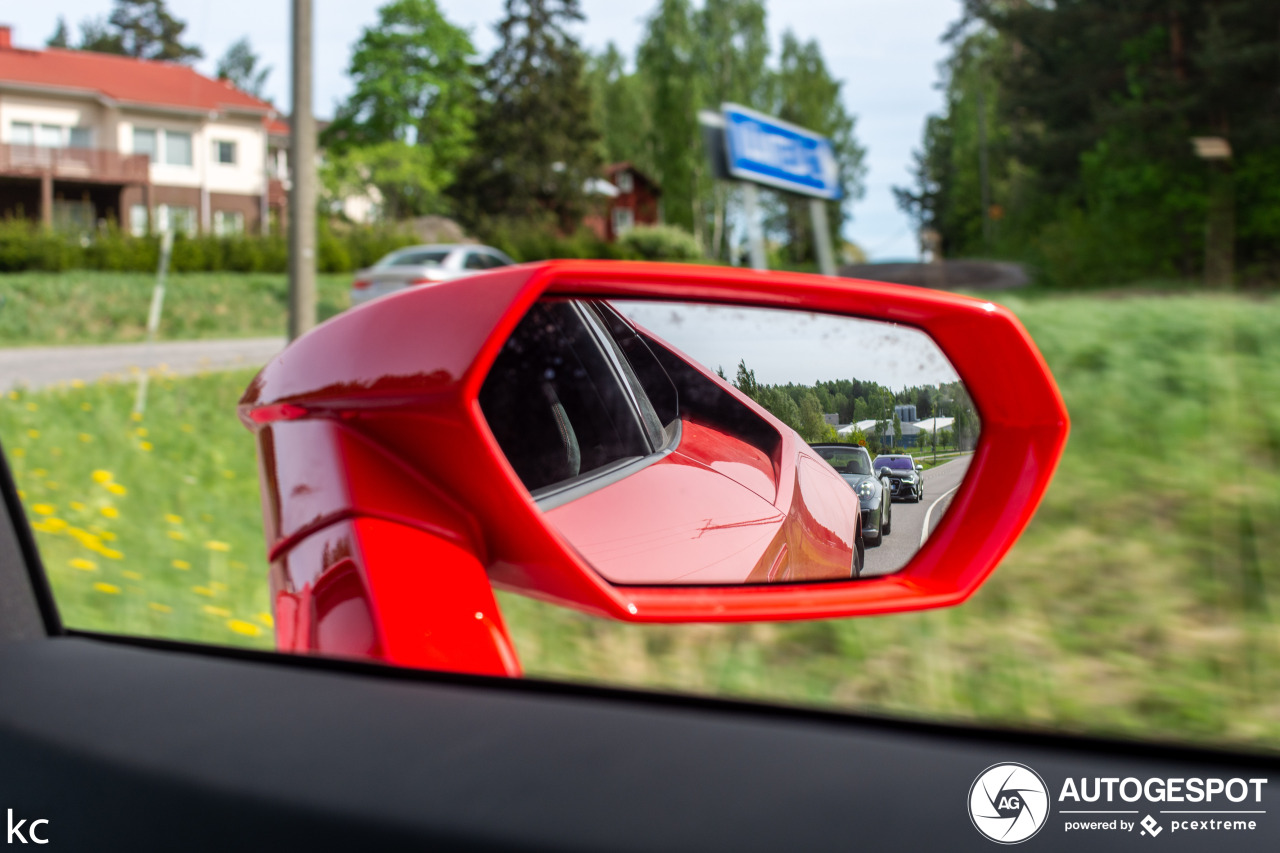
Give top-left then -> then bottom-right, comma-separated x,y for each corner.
583,162 -> 661,242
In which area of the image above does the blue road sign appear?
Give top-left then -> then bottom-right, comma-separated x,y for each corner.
721,103 -> 842,200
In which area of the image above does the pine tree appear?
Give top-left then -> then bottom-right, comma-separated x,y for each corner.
46,18 -> 72,48
216,37 -> 271,100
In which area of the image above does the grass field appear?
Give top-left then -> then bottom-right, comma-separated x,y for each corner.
3,289 -> 1279,750
0,271 -> 351,346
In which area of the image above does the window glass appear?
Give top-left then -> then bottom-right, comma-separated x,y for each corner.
213,210 -> 245,236
165,131 -> 193,166
213,140 -> 236,164
10,121 -> 33,145
129,204 -> 149,237
615,170 -> 634,193
463,252 -> 487,270
611,207 -> 634,235
374,248 -> 449,268
132,127 -> 157,159
68,127 -> 93,149
37,124 -> 63,148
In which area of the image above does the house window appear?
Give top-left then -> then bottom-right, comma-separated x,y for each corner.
213,210 -> 244,236
212,140 -> 237,165
165,131 -> 193,166
38,124 -> 63,148
132,127 -> 158,159
612,206 -> 635,236
129,204 -> 149,237
10,122 -> 33,145
157,204 -> 197,236
69,127 -> 93,149
615,170 -> 634,193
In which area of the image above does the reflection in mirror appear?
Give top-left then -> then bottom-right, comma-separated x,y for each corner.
478,299 -> 980,585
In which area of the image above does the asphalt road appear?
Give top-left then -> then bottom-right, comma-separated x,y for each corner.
0,338 -> 286,392
861,454 -> 973,578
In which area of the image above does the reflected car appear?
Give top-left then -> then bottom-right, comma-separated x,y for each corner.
350,243 -> 515,307
875,453 -> 925,502
809,444 -> 891,546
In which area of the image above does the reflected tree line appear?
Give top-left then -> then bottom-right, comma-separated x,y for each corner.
724,360 -> 979,453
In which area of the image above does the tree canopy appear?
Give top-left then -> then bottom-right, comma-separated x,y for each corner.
216,37 -> 271,100
72,0 -> 203,63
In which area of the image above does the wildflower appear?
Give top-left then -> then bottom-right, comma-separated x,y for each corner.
32,468 -> 47,477
192,586 -> 214,597
31,503 -> 55,516
139,441 -> 153,452
99,548 -> 124,560
92,470 -> 113,484
181,424 -> 194,433
227,620 -> 262,637
171,559 -> 190,570
69,558 -> 97,571
257,612 -> 275,628
148,602 -> 172,614
167,530 -> 185,541
165,514 -> 183,524
97,529 -> 117,541
221,469 -> 235,479
12,449 -> 24,458
71,379 -> 85,388
100,506 -> 119,519
93,582 -> 121,594
211,582 -> 228,591
230,560 -> 247,570
135,427 -> 148,437
25,402 -> 37,412
122,571 -> 142,581
78,433 -> 93,442
6,391 -> 16,399
26,429 -> 39,439
80,402 -> 92,411
205,540 -> 231,552
203,605 -> 231,618
69,501 -> 86,512
106,482 -> 127,496
67,528 -> 101,548
16,489 -> 24,499
130,412 -> 142,422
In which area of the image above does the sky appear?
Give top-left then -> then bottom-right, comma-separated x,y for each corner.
614,302 -> 960,390
4,1 -> 960,260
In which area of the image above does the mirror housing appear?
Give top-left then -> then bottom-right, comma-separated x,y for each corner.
240,261 -> 1068,673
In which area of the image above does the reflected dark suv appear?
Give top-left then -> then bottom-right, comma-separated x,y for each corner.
874,454 -> 924,502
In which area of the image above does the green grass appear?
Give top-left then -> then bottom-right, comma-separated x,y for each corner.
3,290 -> 1280,750
0,271 -> 352,346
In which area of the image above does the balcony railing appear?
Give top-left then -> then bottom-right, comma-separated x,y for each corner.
0,144 -> 149,184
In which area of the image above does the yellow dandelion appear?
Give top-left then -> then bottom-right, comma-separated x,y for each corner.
69,501 -> 86,512
192,586 -> 214,597
203,605 -> 231,618
32,468 -> 48,477
78,433 -> 93,443
122,570 -> 142,581
7,390 -> 17,399
139,441 -> 153,452
230,560 -> 247,570
98,529 -> 117,541
227,620 -> 262,637
130,412 -> 142,422
106,482 -> 127,495
135,427 -> 148,437
26,429 -> 39,439
69,558 -> 97,571
222,470 -> 235,479
180,423 -> 194,433
167,530 -> 185,541
70,379 -> 85,389
99,548 -> 124,560
32,518 -> 68,534
93,582 -> 121,594
80,402 -> 92,411
211,581 -> 228,592
148,602 -> 172,614
257,612 -> 275,628
16,489 -> 24,499
67,528 -> 100,548
205,540 -> 231,552
171,559 -> 191,570
12,449 -> 24,458
25,402 -> 38,412
100,506 -> 119,519
165,513 -> 183,524
92,470 -> 113,484
31,503 -> 56,516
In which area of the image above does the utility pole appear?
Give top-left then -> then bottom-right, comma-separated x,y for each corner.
288,0 -> 317,340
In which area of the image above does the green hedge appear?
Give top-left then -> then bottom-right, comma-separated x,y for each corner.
0,218 -> 708,274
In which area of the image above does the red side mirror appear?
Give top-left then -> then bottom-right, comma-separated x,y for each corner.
241,261 -> 1068,676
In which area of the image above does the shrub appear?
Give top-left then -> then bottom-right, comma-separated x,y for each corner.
617,224 -> 704,262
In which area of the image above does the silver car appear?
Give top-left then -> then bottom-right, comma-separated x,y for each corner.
350,244 -> 516,307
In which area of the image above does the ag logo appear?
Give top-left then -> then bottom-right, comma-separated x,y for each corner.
969,763 -> 1050,844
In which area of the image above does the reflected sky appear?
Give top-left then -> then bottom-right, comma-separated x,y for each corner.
613,302 -> 960,390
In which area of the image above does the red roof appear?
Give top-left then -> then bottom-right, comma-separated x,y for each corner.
0,44 -> 273,116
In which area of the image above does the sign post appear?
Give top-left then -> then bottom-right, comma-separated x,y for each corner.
720,103 -> 842,276
133,228 -> 174,415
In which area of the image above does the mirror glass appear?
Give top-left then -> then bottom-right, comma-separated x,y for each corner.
479,298 -> 980,584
